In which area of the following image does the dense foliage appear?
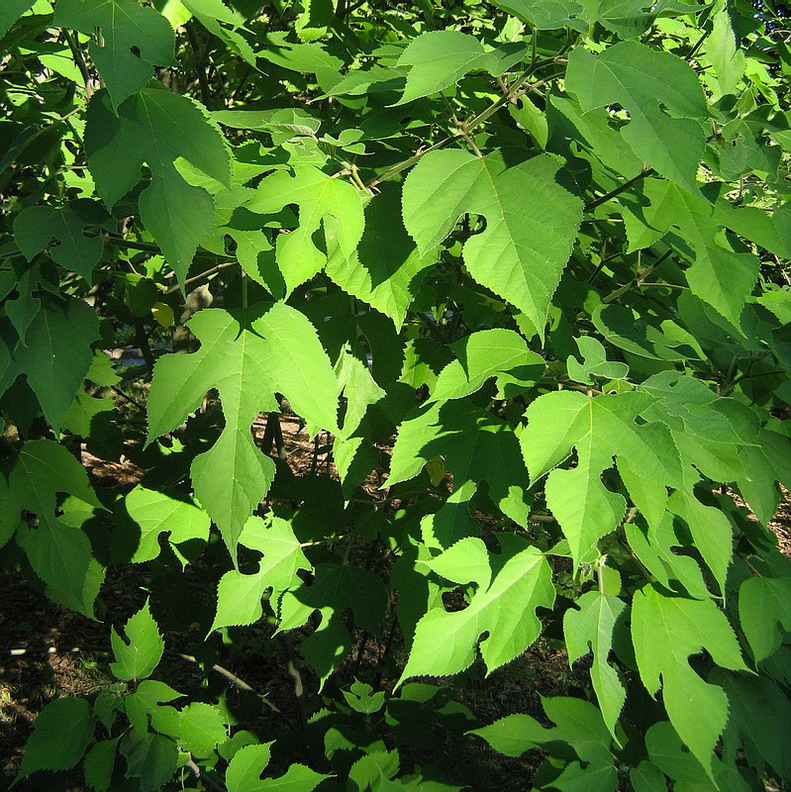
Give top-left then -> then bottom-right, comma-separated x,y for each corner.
1,0 -> 791,789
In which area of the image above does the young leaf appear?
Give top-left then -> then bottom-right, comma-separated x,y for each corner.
212,516 -> 311,632
566,42 -> 707,191
147,305 -> 338,560
124,486 -> 211,564
520,391 -> 682,566
394,30 -> 527,105
2,439 -> 103,616
85,87 -> 230,283
738,576 -> 791,663
54,0 -> 175,109
563,590 -> 628,737
2,298 -> 99,431
246,165 -> 366,296
110,600 -> 165,681
429,328 -> 544,403
16,698 -> 96,781
399,535 -> 555,683
402,149 -> 583,334
13,199 -> 107,282
631,585 -> 748,775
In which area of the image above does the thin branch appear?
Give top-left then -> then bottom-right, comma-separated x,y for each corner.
64,30 -> 93,97
366,137 -> 453,189
164,261 -> 238,295
584,167 -> 655,212
365,65 -> 567,189
101,233 -> 224,260
109,385 -> 146,411
168,650 -> 284,716
184,759 -> 227,792
186,22 -> 213,109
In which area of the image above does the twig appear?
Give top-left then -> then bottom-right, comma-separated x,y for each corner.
365,66 -> 566,188
277,634 -> 311,760
134,318 -> 155,380
186,22 -> 213,110
184,759 -> 227,792
64,30 -> 93,97
168,650 -> 285,716
164,261 -> 237,295
102,233 -> 225,261
584,167 -> 655,213
109,385 -> 146,411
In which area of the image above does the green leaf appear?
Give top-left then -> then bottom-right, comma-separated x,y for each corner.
399,535 -> 555,683
54,0 -> 175,109
566,336 -> 629,385
631,585 -> 748,775
388,400 -> 531,526
212,515 -> 311,631
3,297 -> 99,431
520,390 -> 682,565
0,0 -> 35,37
429,328 -> 544,403
83,738 -> 118,792
226,743 -> 273,792
183,0 -> 257,66
566,42 -> 707,190
85,87 -> 230,283
394,31 -> 527,105
326,185 -> 433,328
147,305 -> 338,560
563,590 -> 628,737
225,742 -> 328,792
707,0 -> 746,97
738,575 -> 791,663
335,346 -> 386,438
622,179 -> 760,327
213,108 -> 321,136
491,0 -> 584,30
720,672 -> 791,782
667,489 -> 733,595
2,439 -> 103,616
179,702 -> 228,757
279,563 -> 387,686
645,720 -> 751,791
629,761 -> 667,792
120,729 -> 178,792
342,680 -> 386,714
13,199 -> 107,281
124,485 -> 211,564
124,679 -> 181,736
403,150 -> 582,334
471,696 -> 612,764
16,698 -> 96,781
246,165 -> 366,296
110,600 -> 164,681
